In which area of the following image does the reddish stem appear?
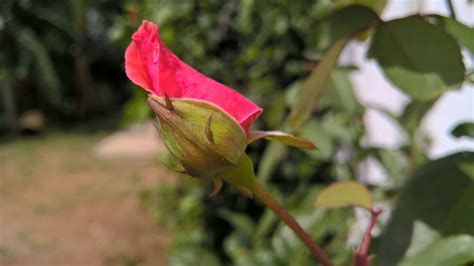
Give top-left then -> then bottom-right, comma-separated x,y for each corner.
253,181 -> 333,266
355,208 -> 383,266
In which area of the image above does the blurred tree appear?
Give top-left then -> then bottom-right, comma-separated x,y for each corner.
0,0 -> 133,133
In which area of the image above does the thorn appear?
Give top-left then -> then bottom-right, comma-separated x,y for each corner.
163,92 -> 174,112
209,177 -> 223,197
205,112 -> 214,143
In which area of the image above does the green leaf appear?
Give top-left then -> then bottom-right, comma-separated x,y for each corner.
315,5 -> 379,49
369,16 -> 466,101
286,39 -> 348,131
451,122 -> 474,138
443,183 -> 474,233
379,152 -> 474,265
433,15 -> 474,54
247,130 -> 316,150
400,235 -> 474,266
404,221 -> 441,257
314,181 -> 372,210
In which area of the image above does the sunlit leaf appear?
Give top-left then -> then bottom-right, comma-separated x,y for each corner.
314,181 -> 372,210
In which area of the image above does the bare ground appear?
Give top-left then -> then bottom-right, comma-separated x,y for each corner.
0,133 -> 174,266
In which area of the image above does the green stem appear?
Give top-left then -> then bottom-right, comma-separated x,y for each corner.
253,181 -> 333,266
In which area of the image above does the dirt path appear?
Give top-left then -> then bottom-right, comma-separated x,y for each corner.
0,133 -> 174,266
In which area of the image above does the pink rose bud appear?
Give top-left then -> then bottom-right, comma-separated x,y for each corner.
125,20 -> 262,132
125,21 -> 262,178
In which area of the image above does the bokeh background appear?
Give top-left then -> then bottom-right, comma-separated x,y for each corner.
1,0 -> 473,265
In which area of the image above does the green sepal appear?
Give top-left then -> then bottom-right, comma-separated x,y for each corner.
156,151 -> 187,175
148,96 -> 247,178
219,153 -> 258,197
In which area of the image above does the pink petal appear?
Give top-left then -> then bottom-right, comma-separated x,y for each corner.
125,20 -> 262,132
124,36 -> 154,94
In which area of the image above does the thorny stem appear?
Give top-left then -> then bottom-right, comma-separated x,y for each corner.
355,208 -> 383,266
253,181 -> 333,266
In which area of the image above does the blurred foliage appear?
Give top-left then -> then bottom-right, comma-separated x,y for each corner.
2,0 -> 473,265
132,1 -> 473,265
0,0 -> 135,133
314,181 -> 372,210
379,152 -> 474,265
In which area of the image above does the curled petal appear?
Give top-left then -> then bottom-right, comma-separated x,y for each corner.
124,40 -> 154,93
